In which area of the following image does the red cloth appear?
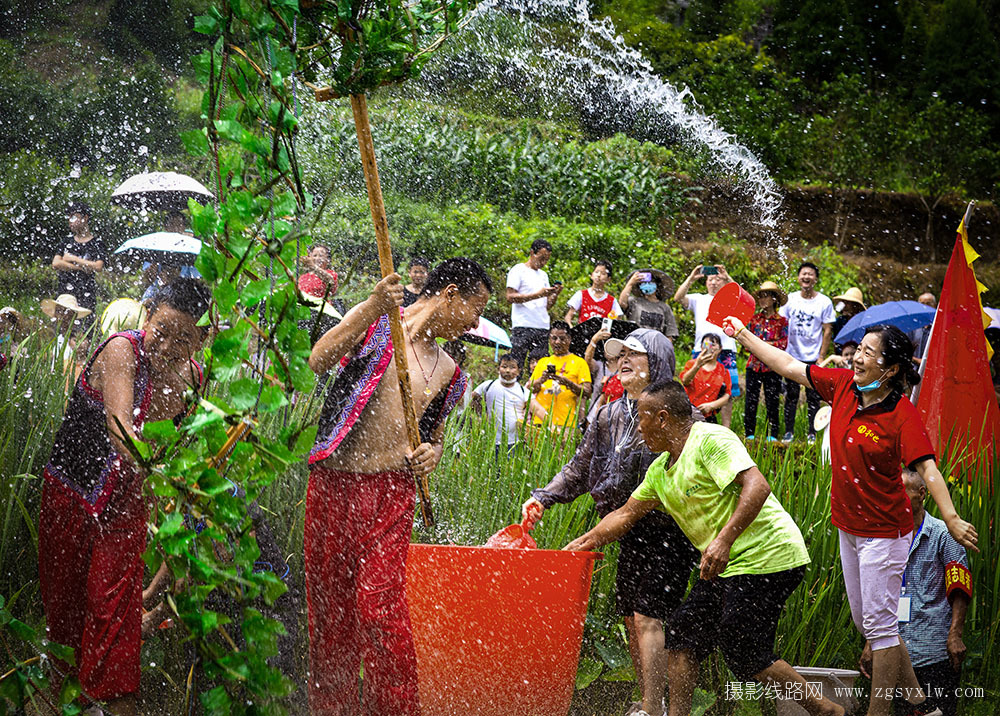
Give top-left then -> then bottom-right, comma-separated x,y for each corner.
809,365 -> 934,538
915,233 -> 1000,472
304,466 -> 419,716
299,269 -> 338,298
579,290 -> 615,322
681,359 -> 731,416
38,465 -> 146,700
602,373 -> 624,403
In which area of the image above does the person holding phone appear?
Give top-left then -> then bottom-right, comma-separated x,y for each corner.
619,268 -> 679,346
565,260 -> 622,326
679,333 -> 732,423
528,321 -> 592,430
674,264 -> 740,428
506,239 -> 563,369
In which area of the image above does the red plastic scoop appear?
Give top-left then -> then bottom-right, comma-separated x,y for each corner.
707,282 -> 756,333
485,518 -> 537,549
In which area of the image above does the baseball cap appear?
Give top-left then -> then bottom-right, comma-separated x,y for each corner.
603,335 -> 647,358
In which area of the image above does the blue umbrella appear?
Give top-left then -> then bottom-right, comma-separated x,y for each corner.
835,300 -> 937,345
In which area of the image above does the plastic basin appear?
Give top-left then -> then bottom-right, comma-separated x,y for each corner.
774,667 -> 861,716
707,281 -> 756,329
406,544 -> 601,716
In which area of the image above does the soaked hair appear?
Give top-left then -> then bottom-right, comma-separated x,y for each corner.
421,257 -> 492,297
702,332 -> 722,349
550,320 -> 571,335
529,239 -> 552,254
864,324 -> 921,390
642,380 -> 694,419
798,261 -> 819,279
498,353 -> 519,365
595,259 -> 613,275
67,201 -> 92,217
148,278 -> 212,330
409,256 -> 430,269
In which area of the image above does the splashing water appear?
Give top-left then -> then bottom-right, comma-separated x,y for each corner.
412,0 -> 783,229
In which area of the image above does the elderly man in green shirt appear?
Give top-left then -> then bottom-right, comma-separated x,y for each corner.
567,380 -> 844,716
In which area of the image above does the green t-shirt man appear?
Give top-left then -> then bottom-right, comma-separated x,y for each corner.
632,422 -> 809,578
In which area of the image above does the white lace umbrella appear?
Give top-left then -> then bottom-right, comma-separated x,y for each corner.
111,171 -> 214,211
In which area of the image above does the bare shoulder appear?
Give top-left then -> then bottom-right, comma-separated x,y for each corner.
91,336 -> 137,385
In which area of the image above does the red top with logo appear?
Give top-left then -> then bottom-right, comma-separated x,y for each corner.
809,365 -> 935,538
298,269 -> 338,298
681,360 -> 731,417
580,290 -> 615,322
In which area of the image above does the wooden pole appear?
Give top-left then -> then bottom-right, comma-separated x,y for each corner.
349,92 -> 434,528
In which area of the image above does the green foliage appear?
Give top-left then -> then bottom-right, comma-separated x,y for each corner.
295,0 -> 480,97
300,103 -> 699,227
596,0 -> 1000,203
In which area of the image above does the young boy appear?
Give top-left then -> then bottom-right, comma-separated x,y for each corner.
567,381 -> 844,716
305,257 -> 492,716
564,259 -> 622,325
472,353 -> 548,453
39,279 -> 210,716
402,256 -> 430,307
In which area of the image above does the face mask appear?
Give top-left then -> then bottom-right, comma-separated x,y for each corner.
639,281 -> 657,295
857,369 -> 891,393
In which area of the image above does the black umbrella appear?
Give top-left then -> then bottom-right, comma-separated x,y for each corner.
570,317 -> 639,361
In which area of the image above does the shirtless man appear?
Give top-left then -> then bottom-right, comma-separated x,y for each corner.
305,257 -> 492,716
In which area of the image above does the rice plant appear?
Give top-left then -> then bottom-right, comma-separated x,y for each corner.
0,330 -> 76,603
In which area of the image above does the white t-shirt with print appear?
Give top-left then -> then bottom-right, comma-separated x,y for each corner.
474,379 -> 531,446
779,291 -> 836,361
507,263 -> 551,329
686,293 -> 737,352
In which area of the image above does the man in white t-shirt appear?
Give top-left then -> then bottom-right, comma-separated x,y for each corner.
673,264 -> 741,428
472,354 -> 547,453
564,260 -> 622,325
778,261 -> 835,442
506,239 -> 562,368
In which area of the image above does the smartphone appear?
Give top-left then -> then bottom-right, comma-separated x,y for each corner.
702,265 -> 718,275
601,317 -> 613,332
552,279 -> 563,286
637,271 -> 652,282
546,364 -> 556,375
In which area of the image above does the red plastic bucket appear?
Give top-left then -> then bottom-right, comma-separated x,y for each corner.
707,282 -> 756,330
406,544 -> 602,716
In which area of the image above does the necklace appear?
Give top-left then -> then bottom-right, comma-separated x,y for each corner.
404,315 -> 440,396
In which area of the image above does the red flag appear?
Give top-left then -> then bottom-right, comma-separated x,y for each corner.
915,222 -> 1000,475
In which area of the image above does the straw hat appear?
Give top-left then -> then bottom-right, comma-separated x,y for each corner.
100,298 -> 147,335
832,287 -> 866,310
41,294 -> 92,318
632,267 -> 676,301
754,280 -> 787,307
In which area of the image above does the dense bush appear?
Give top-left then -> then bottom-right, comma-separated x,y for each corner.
596,0 -> 1000,203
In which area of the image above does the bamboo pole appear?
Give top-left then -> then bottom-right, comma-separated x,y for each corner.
349,92 -> 434,528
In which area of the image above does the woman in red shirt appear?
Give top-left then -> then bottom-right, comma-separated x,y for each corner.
726,317 -> 977,716
679,333 -> 731,422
